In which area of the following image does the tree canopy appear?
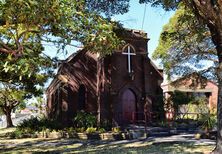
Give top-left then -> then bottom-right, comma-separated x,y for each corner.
153,6 -> 217,81
0,0 -> 130,57
0,42 -> 53,94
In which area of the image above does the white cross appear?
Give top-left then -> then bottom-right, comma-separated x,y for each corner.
122,46 -> 136,73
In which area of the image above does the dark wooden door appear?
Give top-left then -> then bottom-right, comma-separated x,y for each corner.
122,89 -> 136,123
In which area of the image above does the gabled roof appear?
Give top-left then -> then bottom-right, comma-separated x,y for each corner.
161,72 -> 217,93
150,60 -> 163,79
46,49 -> 85,93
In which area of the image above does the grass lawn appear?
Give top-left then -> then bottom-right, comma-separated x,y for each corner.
0,127 -> 215,154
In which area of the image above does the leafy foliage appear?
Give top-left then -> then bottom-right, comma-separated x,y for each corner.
17,117 -> 63,132
152,94 -> 165,120
0,85 -> 27,115
171,91 -> 194,108
0,108 -> 3,116
0,52 -> 53,94
7,116 -> 63,138
85,127 -> 97,134
200,112 -> 217,131
0,38 -> 53,127
85,0 -> 129,17
171,91 -> 210,115
73,111 -> 97,129
139,0 -> 180,11
0,0 -> 129,57
153,6 -> 217,80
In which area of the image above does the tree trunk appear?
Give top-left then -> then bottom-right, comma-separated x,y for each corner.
214,66 -> 222,153
5,108 -> 13,128
213,43 -> 222,153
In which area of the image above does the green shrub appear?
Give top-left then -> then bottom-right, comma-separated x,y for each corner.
16,117 -> 63,133
112,127 -> 121,133
200,112 -> 217,131
76,127 -> 85,133
98,128 -> 106,133
14,130 -> 24,138
65,127 -> 76,134
9,129 -> 30,139
86,127 -> 97,134
73,111 -> 97,128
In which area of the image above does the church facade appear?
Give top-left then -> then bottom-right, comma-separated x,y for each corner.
46,29 -> 163,126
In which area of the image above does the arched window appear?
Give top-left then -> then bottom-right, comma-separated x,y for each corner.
122,44 -> 136,73
77,84 -> 86,110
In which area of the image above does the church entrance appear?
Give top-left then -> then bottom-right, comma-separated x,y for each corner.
121,89 -> 136,123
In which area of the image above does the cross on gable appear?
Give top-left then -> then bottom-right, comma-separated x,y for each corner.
122,45 -> 136,73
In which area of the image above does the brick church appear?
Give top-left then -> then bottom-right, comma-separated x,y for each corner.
46,29 -> 163,126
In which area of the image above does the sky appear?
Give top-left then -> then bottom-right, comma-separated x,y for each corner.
44,1 -> 175,66
113,1 -> 174,61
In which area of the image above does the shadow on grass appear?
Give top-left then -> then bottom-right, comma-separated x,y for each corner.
0,127 -> 15,137
0,128 -> 215,154
0,138 -> 86,153
71,141 -> 213,154
0,137 -> 215,154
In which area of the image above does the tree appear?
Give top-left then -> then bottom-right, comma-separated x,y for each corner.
0,0 -> 129,57
0,84 -> 26,127
153,6 -> 217,80
0,29 -> 53,127
0,49 -> 51,127
140,0 -> 222,152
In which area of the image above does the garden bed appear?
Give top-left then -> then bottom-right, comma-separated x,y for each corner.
8,130 -> 131,140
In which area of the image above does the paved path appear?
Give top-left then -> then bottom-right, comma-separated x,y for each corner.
86,133 -> 215,146
151,134 -> 215,145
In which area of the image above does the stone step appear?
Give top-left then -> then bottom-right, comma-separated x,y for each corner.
125,125 -> 199,139
148,131 -> 170,137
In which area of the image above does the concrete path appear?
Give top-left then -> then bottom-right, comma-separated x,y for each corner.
151,133 -> 215,145
86,133 -> 215,146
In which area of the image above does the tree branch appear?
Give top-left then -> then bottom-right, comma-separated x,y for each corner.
0,48 -> 16,55
18,29 -> 40,41
11,101 -> 20,108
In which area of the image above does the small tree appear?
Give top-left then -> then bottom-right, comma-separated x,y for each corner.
0,84 -> 27,127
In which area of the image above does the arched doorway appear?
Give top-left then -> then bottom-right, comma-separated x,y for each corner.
121,89 -> 136,123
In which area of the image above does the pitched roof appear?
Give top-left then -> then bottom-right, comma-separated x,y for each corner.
161,72 -> 217,93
